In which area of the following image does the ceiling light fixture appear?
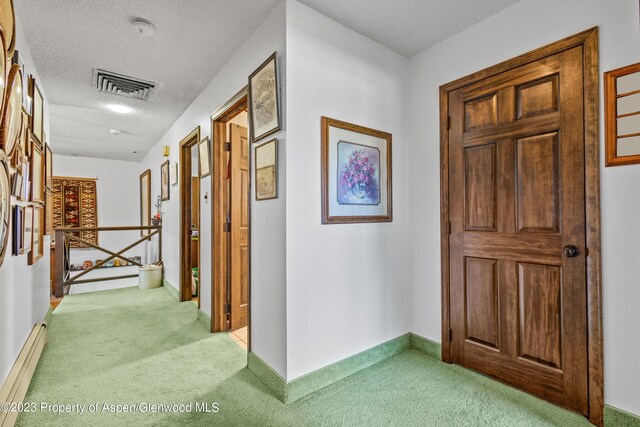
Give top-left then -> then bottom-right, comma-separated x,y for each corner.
110,129 -> 121,135
106,104 -> 133,114
132,18 -> 155,37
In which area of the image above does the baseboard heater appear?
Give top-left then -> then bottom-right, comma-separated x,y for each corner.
0,324 -> 47,427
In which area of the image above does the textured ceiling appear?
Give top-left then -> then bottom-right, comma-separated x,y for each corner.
15,0 -> 281,161
298,0 -> 523,58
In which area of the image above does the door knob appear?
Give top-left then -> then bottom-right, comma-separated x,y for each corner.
563,245 -> 579,258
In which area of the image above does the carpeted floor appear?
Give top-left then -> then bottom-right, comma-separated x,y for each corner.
17,287 -> 594,426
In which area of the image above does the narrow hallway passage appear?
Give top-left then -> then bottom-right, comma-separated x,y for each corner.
17,287 -> 592,426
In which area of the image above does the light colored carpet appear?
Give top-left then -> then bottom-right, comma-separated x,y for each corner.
17,287 -> 594,426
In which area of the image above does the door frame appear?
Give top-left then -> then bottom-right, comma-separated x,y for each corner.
179,126 -> 201,302
210,87 -> 251,343
439,28 -> 602,425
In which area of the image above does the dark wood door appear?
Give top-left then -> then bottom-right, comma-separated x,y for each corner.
448,46 -> 588,413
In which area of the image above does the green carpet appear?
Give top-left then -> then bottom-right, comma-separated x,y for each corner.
17,287 -> 594,426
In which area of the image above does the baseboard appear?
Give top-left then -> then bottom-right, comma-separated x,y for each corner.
248,333 -> 410,404
604,405 -> 640,426
0,324 -> 47,427
162,279 -> 179,300
197,309 -> 211,333
43,306 -> 53,326
409,333 -> 441,360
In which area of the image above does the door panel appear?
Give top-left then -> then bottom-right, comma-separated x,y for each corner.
448,47 -> 588,413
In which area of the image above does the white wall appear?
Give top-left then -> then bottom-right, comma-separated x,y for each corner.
407,0 -> 640,416
0,17 -> 51,386
285,0 -> 411,380
53,155 -> 144,293
139,1 -> 288,377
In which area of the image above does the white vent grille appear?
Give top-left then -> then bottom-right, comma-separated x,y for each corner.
94,69 -> 155,100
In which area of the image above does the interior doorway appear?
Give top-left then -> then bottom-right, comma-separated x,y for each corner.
179,127 -> 201,304
211,89 -> 250,348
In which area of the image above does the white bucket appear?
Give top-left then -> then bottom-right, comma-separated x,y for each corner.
138,264 -> 163,289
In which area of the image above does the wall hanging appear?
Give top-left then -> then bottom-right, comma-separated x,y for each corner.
52,176 -> 98,247
160,160 -> 170,201
255,138 -> 278,200
0,150 -> 10,266
605,62 -> 640,166
248,52 -> 281,143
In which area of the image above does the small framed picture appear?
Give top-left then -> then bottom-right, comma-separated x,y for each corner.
248,52 -> 281,143
255,138 -> 278,200
198,137 -> 211,178
170,162 -> 178,186
45,143 -> 53,191
12,206 -> 23,256
23,205 -> 33,255
160,160 -> 170,201
28,205 -> 44,265
321,117 -> 392,224
30,142 -> 45,204
11,172 -> 22,197
29,76 -> 44,147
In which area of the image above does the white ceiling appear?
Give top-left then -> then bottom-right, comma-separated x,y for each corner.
15,0 -> 281,161
298,0 -> 523,58
16,0 -> 522,162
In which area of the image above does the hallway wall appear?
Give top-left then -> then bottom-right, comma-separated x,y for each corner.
407,0 -> 640,416
0,17 -> 51,387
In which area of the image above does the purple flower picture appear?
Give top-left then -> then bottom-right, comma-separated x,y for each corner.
337,141 -> 380,205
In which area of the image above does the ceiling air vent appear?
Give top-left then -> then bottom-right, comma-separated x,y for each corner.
94,69 -> 155,100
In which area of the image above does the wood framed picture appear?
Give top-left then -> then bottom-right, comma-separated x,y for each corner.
255,138 -> 278,200
321,117 -> 392,224
140,169 -> 151,237
1,64 -> 24,158
30,142 -> 44,204
28,205 -> 44,265
170,162 -> 178,186
45,190 -> 53,235
605,62 -> 640,166
11,171 -> 22,196
29,76 -> 44,147
19,158 -> 28,201
248,52 -> 281,143
0,151 -> 10,266
45,143 -> 53,191
12,205 -> 23,256
23,205 -> 32,255
160,160 -> 170,201
198,136 -> 211,178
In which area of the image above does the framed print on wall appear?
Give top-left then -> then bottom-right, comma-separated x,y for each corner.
255,138 -> 278,200
30,142 -> 44,204
1,64 -> 23,158
0,151 -> 10,266
29,76 -> 44,147
45,143 -> 53,191
140,169 -> 151,237
28,205 -> 44,265
198,136 -> 211,178
170,162 -> 178,186
160,160 -> 170,201
12,205 -> 22,256
248,52 -> 281,143
321,117 -> 392,224
23,205 -> 32,255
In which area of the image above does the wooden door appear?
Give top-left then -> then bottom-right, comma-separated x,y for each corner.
229,123 -> 249,330
448,47 -> 588,413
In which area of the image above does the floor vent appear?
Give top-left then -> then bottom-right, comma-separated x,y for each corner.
94,69 -> 155,100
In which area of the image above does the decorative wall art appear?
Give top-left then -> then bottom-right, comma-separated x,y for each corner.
10,171 -> 21,196
170,162 -> 178,186
52,176 -> 98,247
45,143 -> 52,191
160,160 -> 170,201
0,151 -> 10,266
0,64 -> 23,158
248,52 -> 281,143
605,62 -> 640,166
28,205 -> 44,265
30,142 -> 44,204
198,137 -> 211,178
22,205 -> 32,255
45,190 -> 52,235
29,76 -> 44,147
0,0 -> 16,59
321,117 -> 392,224
140,169 -> 151,237
255,138 -> 278,200
11,205 -> 22,256
19,159 -> 28,200
12,50 -> 29,110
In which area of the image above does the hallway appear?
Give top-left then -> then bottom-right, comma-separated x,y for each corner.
17,287 -> 593,426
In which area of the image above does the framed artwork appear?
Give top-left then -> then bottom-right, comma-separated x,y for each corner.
19,159 -> 28,201
23,205 -> 32,255
0,0 -> 15,58
255,138 -> 278,200
170,162 -> 178,186
29,76 -> 44,147
198,137 -> 211,178
45,143 -> 53,191
140,169 -> 151,237
0,152 -> 10,266
1,64 -> 23,158
45,190 -> 53,236
11,171 -> 22,196
12,50 -> 29,110
52,177 -> 98,246
12,206 -> 23,256
160,160 -> 170,201
30,142 -> 44,204
28,205 -> 44,265
605,62 -> 640,166
248,52 -> 281,143
321,117 -> 392,224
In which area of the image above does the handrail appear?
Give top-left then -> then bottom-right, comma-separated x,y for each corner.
54,225 -> 162,298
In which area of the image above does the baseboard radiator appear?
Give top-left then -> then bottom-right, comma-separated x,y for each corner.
0,324 -> 47,427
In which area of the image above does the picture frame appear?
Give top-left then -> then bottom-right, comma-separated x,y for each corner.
30,142 -> 44,204
23,205 -> 32,255
0,152 -> 10,266
321,117 -> 392,224
20,158 -> 29,201
12,205 -> 23,256
45,143 -> 53,191
140,169 -> 151,237
45,190 -> 53,236
29,76 -> 44,147
1,64 -> 24,158
255,138 -> 278,200
248,52 -> 281,143
198,136 -> 211,178
28,205 -> 44,265
170,162 -> 178,186
11,171 -> 22,197
605,62 -> 640,166
160,160 -> 170,201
